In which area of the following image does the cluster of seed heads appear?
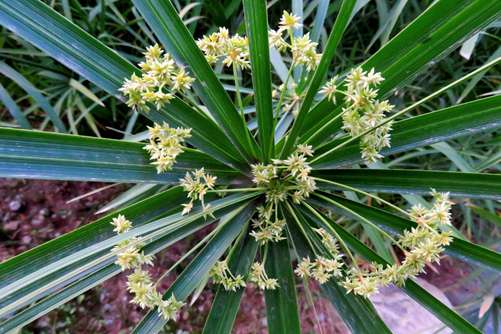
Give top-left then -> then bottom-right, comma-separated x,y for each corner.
321,67 -> 394,164
110,215 -> 184,320
143,122 -> 191,174
209,260 -> 278,291
294,191 -> 453,297
250,145 -> 316,244
120,44 -> 195,112
269,11 -> 321,72
179,168 -> 217,216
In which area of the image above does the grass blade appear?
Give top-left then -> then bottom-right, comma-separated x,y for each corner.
0,83 -> 31,128
264,238 -> 301,334
0,62 -> 66,132
243,0 -> 274,161
0,128 -> 240,183
314,169 -> 501,200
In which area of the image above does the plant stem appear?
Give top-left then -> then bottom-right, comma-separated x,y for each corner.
313,177 -> 409,216
274,66 -> 295,120
232,63 -> 244,117
302,202 -> 358,265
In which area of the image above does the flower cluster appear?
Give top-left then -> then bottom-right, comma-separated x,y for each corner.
143,122 -> 191,174
119,44 -> 195,112
250,205 -> 286,244
248,262 -> 279,290
209,260 -> 246,291
293,192 -> 453,298
250,145 -> 316,244
179,168 -> 217,215
197,27 -> 250,70
342,191 -> 453,297
269,11 -> 321,72
294,228 -> 344,283
321,67 -> 394,164
110,215 -> 184,320
271,82 -> 302,116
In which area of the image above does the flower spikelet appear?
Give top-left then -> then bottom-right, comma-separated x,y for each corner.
180,168 -> 217,215
143,122 -> 191,174
120,44 -> 195,112
248,262 -> 279,290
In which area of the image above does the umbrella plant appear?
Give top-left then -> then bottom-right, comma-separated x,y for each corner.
0,0 -> 500,333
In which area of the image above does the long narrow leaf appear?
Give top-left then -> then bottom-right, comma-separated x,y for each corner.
264,238 -> 301,334
0,62 -> 66,132
0,83 -> 31,128
243,0 -> 274,161
314,169 -> 501,200
0,128 -> 240,183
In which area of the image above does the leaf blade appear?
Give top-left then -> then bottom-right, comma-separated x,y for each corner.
264,238 -> 301,334
314,169 -> 501,200
243,0 -> 274,161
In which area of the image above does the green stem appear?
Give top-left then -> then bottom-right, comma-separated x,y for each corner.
313,177 -> 409,216
313,193 -> 405,253
303,106 -> 349,144
302,202 -> 358,266
232,63 -> 244,117
274,66 -> 295,120
208,188 -> 266,193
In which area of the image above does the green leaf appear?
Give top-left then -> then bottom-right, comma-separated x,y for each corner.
300,204 -> 481,334
0,62 -> 66,132
264,238 -> 301,334
0,128 -> 240,183
0,0 -> 247,170
132,0 -> 259,162
311,193 -> 501,272
280,0 -> 357,157
313,95 -> 501,168
314,169 -> 501,200
243,0 -> 274,161
286,207 -> 392,333
0,188 -> 184,316
303,0 -> 501,137
203,235 -> 258,334
0,206 -> 240,332
0,191 -> 260,319
0,83 -> 31,129
133,204 -> 255,333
